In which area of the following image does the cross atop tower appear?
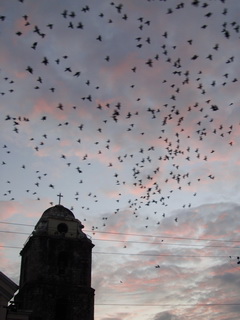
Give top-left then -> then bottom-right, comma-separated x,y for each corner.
57,193 -> 63,205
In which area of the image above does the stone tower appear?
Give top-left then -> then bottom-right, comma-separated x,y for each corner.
14,204 -> 95,320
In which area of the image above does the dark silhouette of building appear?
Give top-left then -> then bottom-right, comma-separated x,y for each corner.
0,271 -> 18,319
13,204 -> 95,320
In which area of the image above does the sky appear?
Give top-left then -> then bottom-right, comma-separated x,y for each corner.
0,0 -> 240,319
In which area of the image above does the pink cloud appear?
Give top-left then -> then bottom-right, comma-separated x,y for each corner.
15,71 -> 28,79
0,201 -> 20,220
30,98 -> 67,120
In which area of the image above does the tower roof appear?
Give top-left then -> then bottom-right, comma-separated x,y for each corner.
42,204 -> 75,220
34,204 -> 86,237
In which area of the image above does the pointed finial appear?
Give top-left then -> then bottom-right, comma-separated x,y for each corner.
57,193 -> 63,205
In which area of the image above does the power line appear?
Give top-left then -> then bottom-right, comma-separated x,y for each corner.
0,222 -> 34,227
0,221 -> 239,243
0,230 -> 29,235
0,229 -> 239,249
1,300 -> 239,307
0,245 -> 22,249
89,230 -> 240,243
95,303 -> 240,307
93,251 -> 238,258
0,246 -> 238,259
93,238 -> 240,249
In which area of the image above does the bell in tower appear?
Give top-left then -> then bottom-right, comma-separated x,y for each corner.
14,202 -> 95,320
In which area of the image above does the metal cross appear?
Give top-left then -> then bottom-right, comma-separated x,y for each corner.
57,193 -> 63,205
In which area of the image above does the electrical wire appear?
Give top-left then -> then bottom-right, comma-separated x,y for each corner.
92,238 -> 240,249
0,229 -> 239,249
93,251 -> 237,258
0,230 -> 30,235
0,246 -> 238,259
0,221 -> 239,243
89,230 -> 240,243
94,303 -> 240,307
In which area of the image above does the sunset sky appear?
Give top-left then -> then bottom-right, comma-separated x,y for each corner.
0,0 -> 240,319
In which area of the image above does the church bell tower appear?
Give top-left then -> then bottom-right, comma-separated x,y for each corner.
14,203 -> 95,320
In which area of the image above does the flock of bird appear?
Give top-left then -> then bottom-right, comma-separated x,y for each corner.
0,0 -> 239,232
